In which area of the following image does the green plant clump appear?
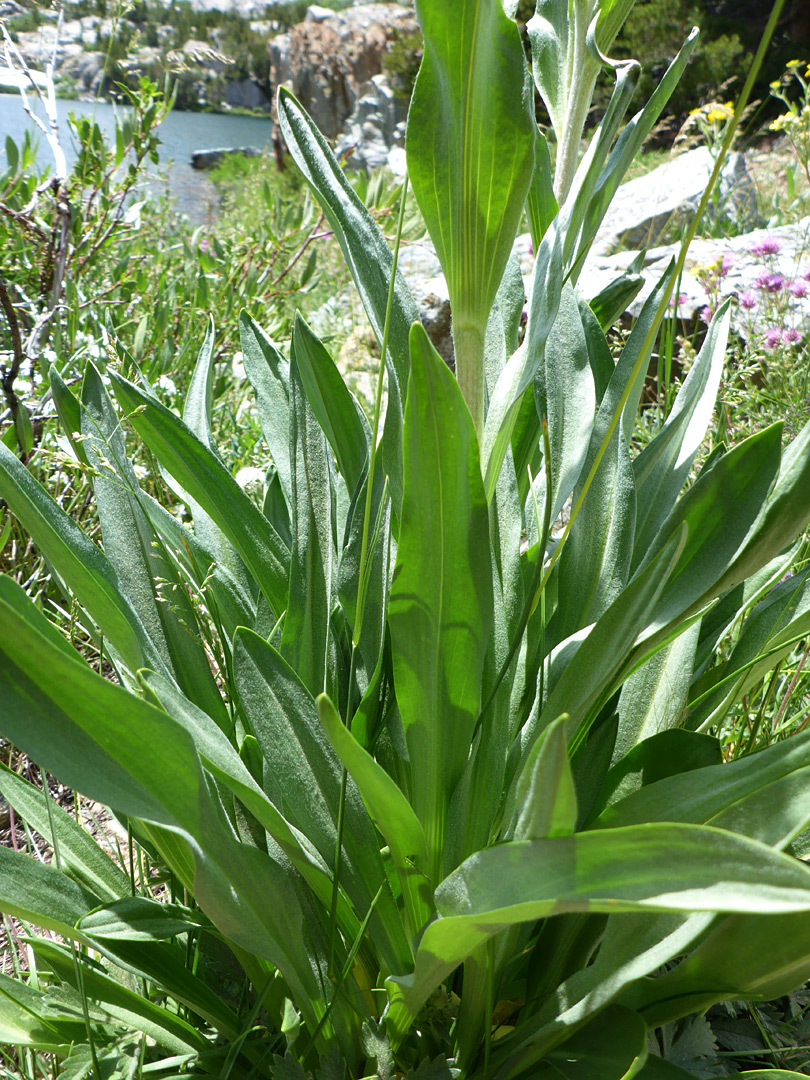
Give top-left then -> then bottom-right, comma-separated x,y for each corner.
4,1 -> 810,1079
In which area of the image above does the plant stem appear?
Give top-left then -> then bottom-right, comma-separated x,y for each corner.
454,321 -> 486,441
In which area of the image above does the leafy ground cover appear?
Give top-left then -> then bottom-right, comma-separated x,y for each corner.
1,1 -> 810,1078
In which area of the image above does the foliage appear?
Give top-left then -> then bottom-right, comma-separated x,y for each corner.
4,2 -> 810,1080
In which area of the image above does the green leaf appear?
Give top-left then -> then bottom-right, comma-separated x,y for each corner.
525,130 -> 559,248
570,29 -> 699,272
77,897 -> 212,941
386,823 -> 810,1041
389,324 -> 494,883
525,1004 -> 647,1080
29,938 -> 209,1056
621,908 -> 810,1028
407,0 -> 535,433
0,442 -> 149,674
638,423 -> 783,642
0,970 -> 89,1054
280,338 -> 335,697
111,372 -> 290,618
688,567 -> 810,732
632,302 -> 730,559
277,87 -> 418,512
597,726 -> 810,851
80,362 -> 226,724
711,413 -> 810,599
233,628 -> 411,973
535,283 -> 596,525
0,596 -> 330,1023
318,693 -> 427,869
521,525 -> 685,768
239,310 -> 292,507
613,622 -> 701,761
318,692 -> 431,939
503,715 -> 577,842
591,728 -> 722,821
293,313 -> 369,497
0,844 -> 104,940
0,759 -> 130,902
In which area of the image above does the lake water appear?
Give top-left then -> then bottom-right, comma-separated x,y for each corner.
0,92 -> 274,223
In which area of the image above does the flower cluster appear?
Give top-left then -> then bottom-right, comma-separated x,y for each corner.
769,59 -> 810,187
685,235 -> 808,355
682,100 -> 736,160
735,236 -> 807,352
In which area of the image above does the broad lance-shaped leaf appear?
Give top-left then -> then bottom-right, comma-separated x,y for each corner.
0,593 -> 333,1029
280,336 -> 335,697
111,372 -> 290,619
0,967 -> 92,1054
534,282 -> 596,527
620,909 -> 810,1029
138,668 -> 366,955
78,362 -> 228,726
690,568 -> 810,732
318,693 -> 432,940
277,87 -> 418,514
232,628 -> 411,973
180,319 -> 255,597
389,324 -> 494,884
597,725 -> 810,851
407,0 -> 535,434
385,823 -> 810,1043
0,759 -> 130,903
28,938 -> 210,1057
293,313 -> 369,498
0,440 -> 151,675
635,423 -> 783,644
239,310 -> 292,506
632,301 -> 730,559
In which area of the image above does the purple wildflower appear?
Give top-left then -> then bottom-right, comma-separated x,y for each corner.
199,237 -> 211,251
700,305 -> 713,325
764,327 -> 783,349
782,327 -> 803,345
739,290 -> 757,310
789,279 -> 808,298
765,274 -> 785,293
669,292 -> 688,308
750,237 -> 782,257
720,252 -> 735,276
803,268 -> 810,282
754,273 -> 771,290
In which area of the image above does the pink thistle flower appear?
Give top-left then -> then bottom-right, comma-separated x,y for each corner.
750,237 -> 782,256
700,305 -> 713,325
803,268 -> 810,282
765,274 -> 785,293
669,292 -> 688,308
789,280 -> 808,298
739,290 -> 757,310
754,273 -> 771,290
764,327 -> 783,349
782,327 -> 803,345
720,252 -> 735,276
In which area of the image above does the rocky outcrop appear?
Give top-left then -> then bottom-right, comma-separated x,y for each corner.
591,147 -> 760,257
269,3 -> 418,141
334,73 -> 407,172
